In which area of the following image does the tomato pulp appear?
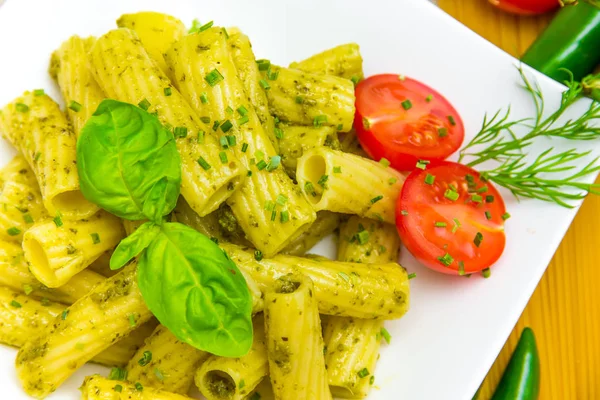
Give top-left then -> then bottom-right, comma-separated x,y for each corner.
489,0 -> 559,15
396,161 -> 507,275
354,74 -> 464,171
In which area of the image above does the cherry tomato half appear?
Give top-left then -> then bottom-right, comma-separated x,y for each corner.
396,161 -> 507,275
355,74 -> 464,171
489,0 -> 559,15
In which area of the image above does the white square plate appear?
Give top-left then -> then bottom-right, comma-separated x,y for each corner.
0,0 -> 595,399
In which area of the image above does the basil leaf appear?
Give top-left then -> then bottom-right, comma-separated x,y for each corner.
138,223 -> 253,357
77,99 -> 181,221
110,222 -> 161,270
142,177 -> 171,224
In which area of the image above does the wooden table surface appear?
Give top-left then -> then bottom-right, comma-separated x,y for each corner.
437,1 -> 600,399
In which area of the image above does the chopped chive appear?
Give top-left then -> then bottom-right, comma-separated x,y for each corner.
138,351 -> 152,366
259,79 -> 270,90
502,212 -> 511,220
33,89 -> 45,96
53,213 -> 63,227
370,376 -> 375,385
313,115 -> 328,127
474,232 -> 483,247
108,367 -> 128,381
219,151 -> 228,164
276,194 -> 288,206
33,152 -> 41,162
197,130 -> 205,144
486,195 -> 495,203
434,221 -> 447,227
425,94 -> 433,102
401,99 -> 412,110
200,92 -> 209,104
295,96 -> 304,104
465,174 -> 475,183
15,103 -> 29,112
444,189 -> 459,201
471,194 -> 483,203
128,314 -> 136,326
401,210 -> 409,216
476,185 -> 488,193
304,182 -> 317,197
212,120 -> 221,131
10,300 -> 21,308
264,201 -> 275,212
438,127 -> 448,137
197,157 -> 211,170
452,218 -> 461,233
356,230 -> 370,245
337,124 -> 344,131
338,271 -> 350,283
23,284 -> 33,295
425,174 -> 435,185
226,106 -> 234,115
351,76 -> 360,86
241,143 -> 249,153
407,272 -> 417,280
236,105 -> 248,116
266,67 -> 279,80
114,384 -> 123,393
91,233 -> 101,244
256,59 -> 271,71
482,268 -> 491,278
222,27 -> 230,38
197,20 -> 214,32
448,115 -> 457,126
370,195 -> 383,204
254,250 -> 263,261
333,166 -> 342,174
270,210 -> 277,221
164,87 -> 172,96
204,69 -> 224,86
135,382 -> 143,392
379,158 -> 390,168
389,177 -> 398,185
274,127 -> 284,139
7,227 -> 21,236
416,160 -> 429,169
357,368 -> 370,378
280,210 -> 289,223
437,252 -> 454,267
200,116 -> 211,124
458,261 -> 465,276
237,115 -> 249,125
247,170 -> 252,177
173,126 -> 188,138
485,211 -> 492,220
138,99 -> 151,110
256,160 -> 267,170
226,135 -> 236,146
239,380 -> 246,390
266,156 -> 281,171
61,309 -> 69,320
68,101 -> 82,112
220,120 -> 233,133
318,174 -> 329,188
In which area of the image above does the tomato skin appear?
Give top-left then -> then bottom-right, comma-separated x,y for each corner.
355,74 -> 464,171
396,161 -> 507,275
489,0 -> 559,15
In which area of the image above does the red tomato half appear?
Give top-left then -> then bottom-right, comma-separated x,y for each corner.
489,0 -> 559,15
396,161 -> 507,275
355,74 -> 464,171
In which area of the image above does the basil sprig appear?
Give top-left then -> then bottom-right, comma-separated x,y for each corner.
77,100 -> 253,357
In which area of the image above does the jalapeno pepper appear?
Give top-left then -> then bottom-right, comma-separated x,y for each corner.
491,327 -> 540,400
521,1 -> 600,82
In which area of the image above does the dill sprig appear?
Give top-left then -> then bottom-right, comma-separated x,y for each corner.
459,66 -> 600,207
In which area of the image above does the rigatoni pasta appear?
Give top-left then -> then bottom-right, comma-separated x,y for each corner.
92,320 -> 158,368
278,124 -> 340,176
289,43 -> 364,81
23,210 -> 125,288
297,148 -> 405,223
264,274 -> 332,399
81,375 -> 194,400
282,211 -> 341,256
16,263 -> 153,398
49,36 -> 105,137
195,314 -> 268,400
116,12 -> 186,76
165,28 -> 316,256
337,216 -> 401,264
0,155 -> 47,242
88,28 -> 246,216
0,92 -> 98,219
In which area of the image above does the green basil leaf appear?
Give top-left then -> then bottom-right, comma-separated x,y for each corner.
110,222 -> 161,270
77,99 -> 181,221
138,222 -> 253,357
143,177 -> 171,224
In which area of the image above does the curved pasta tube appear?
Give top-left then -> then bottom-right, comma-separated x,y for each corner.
0,240 -> 104,304
289,43 -> 364,81
221,243 -> 410,320
16,263 -> 154,398
264,274 -> 331,400
116,12 -> 186,76
0,155 -> 47,242
282,211 -> 341,256
296,148 -> 405,224
89,29 -> 245,216
278,124 -> 340,177
126,325 -> 210,394
81,375 -> 194,400
261,66 -> 355,132
195,314 -> 268,400
49,35 -> 105,137
165,28 -> 316,256
0,92 -> 98,219
23,210 -> 125,288
337,216 -> 401,264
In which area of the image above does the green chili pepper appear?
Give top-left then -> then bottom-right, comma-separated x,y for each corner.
522,1 -> 600,82
491,327 -> 540,400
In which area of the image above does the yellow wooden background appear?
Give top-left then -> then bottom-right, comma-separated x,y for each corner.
437,1 -> 600,399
